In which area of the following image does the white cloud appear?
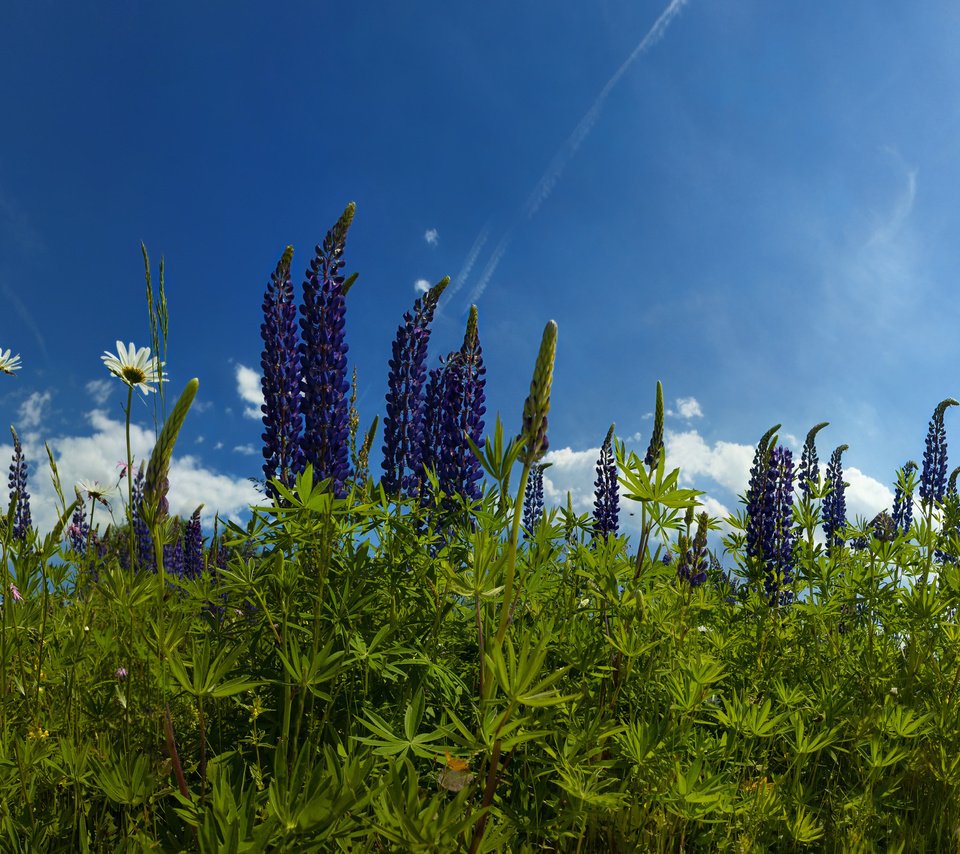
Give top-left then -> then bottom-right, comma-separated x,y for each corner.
18,390 -> 52,430
842,466 -> 894,523
414,279 -> 430,295
85,379 -> 113,406
235,364 -> 263,420
665,429 -> 755,497
673,397 -> 703,419
233,444 -> 257,456
214,441 -> 224,450
424,228 -> 439,246
0,408 -> 259,534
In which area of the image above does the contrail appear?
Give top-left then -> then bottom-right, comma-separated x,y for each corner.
467,0 -> 690,305
445,223 -> 490,301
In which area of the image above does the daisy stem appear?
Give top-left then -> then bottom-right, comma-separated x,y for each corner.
124,385 -> 135,571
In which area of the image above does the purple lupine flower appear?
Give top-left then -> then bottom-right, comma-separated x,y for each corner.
7,427 -> 32,543
892,460 -> 917,535
661,550 -> 673,565
68,502 -> 88,554
920,399 -> 959,507
131,464 -> 154,572
822,444 -> 849,551
763,446 -> 796,604
183,505 -> 204,580
261,246 -> 304,499
164,526 -> 184,579
676,512 -> 709,587
380,277 -> 449,497
744,425 -> 780,563
420,363 -> 447,495
115,667 -> 128,680
299,205 -> 355,499
592,424 -> 619,541
797,422 -> 828,499
522,464 -> 546,535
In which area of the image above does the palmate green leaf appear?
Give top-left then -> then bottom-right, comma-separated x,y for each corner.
353,690 -> 451,760
616,444 -> 702,510
275,637 -> 347,700
484,633 -> 574,708
168,636 -> 261,700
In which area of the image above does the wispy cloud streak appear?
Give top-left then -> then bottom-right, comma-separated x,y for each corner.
445,223 -> 490,303
467,0 -> 689,305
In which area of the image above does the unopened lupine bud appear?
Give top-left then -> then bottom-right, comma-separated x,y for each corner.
644,381 -> 665,469
518,321 -> 557,465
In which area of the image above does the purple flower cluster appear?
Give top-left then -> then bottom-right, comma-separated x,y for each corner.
745,429 -> 796,603
68,502 -> 88,554
592,424 -> 619,541
420,307 -> 487,505
797,422 -> 828,499
522,464 -> 546,535
822,444 -> 848,551
260,246 -> 303,499
381,279 -> 448,497
7,428 -> 32,543
920,399 -> 958,506
299,208 -> 354,499
676,512 -> 709,587
892,460 -> 917,535
131,464 -> 154,572
183,506 -> 204,580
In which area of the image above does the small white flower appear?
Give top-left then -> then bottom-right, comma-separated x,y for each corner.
101,341 -> 166,394
77,480 -> 112,507
0,349 -> 21,375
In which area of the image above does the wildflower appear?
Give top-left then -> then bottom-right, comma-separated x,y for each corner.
116,461 -> 129,479
183,505 -> 204,580
8,584 -> 21,602
522,463 -> 547,534
870,510 -> 898,543
131,464 -> 154,571
115,667 -> 128,680
0,349 -> 21,375
78,480 -> 112,508
518,321 -> 558,465
381,277 -> 449,496
764,446 -> 797,603
644,381 -> 665,468
744,424 -> 780,563
164,533 -> 184,579
822,444 -> 849,551
26,723 -> 49,740
797,421 -> 829,499
892,461 -> 918,535
260,245 -> 303,498
661,550 -> 673,565
920,399 -> 959,506
101,341 -> 166,395
592,424 -> 619,541
676,511 -> 709,587
7,427 -> 32,542
299,205 -> 355,498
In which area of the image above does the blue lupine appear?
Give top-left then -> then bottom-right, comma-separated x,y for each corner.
822,444 -> 849,550
299,204 -> 355,498
260,246 -> 303,499
676,511 -> 709,587
381,278 -> 449,497
892,460 -> 917,535
592,424 -> 619,541
7,427 -> 32,543
797,422 -> 828,499
920,399 -> 959,506
522,463 -> 546,535
763,446 -> 796,603
131,464 -> 154,572
744,425 -> 780,563
183,506 -> 204,580
164,529 -> 184,579
68,501 -> 88,554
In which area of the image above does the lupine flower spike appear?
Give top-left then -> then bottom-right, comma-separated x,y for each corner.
644,380 -> 665,469
7,427 -> 32,543
518,320 -> 558,465
892,460 -> 918,536
920,398 -> 959,507
381,277 -> 450,496
0,349 -> 22,375
763,446 -> 797,603
822,444 -> 849,551
593,424 -> 619,541
522,463 -> 547,535
797,422 -> 829,499
677,511 -> 709,587
260,245 -> 304,498
745,424 -> 781,563
299,203 -> 356,498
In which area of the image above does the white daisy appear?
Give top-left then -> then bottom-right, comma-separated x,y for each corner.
0,349 -> 22,375
77,480 -> 113,507
101,341 -> 166,394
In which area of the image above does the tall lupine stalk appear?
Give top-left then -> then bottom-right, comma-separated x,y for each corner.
183,506 -> 204,580
299,204 -> 356,499
892,460 -> 918,536
592,424 -> 619,541
380,277 -> 449,497
762,446 -> 797,604
919,398 -> 958,585
522,463 -> 546,534
7,427 -> 32,543
131,464 -> 153,571
421,306 -> 487,506
744,424 -> 781,565
797,421 -> 829,499
822,444 -> 849,553
260,245 -> 303,499
676,510 -> 709,587
644,380 -> 664,469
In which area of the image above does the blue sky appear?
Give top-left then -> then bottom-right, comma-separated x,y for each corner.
2,1 -> 960,540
